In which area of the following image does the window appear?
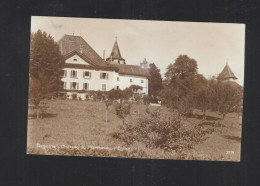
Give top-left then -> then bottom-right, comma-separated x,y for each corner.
83,83 -> 89,90
117,77 -> 120,81
83,71 -> 91,79
102,84 -> 106,91
73,58 -> 77,62
100,73 -> 108,79
61,81 -> 66,89
141,80 -> 144,83
70,82 -> 79,90
130,79 -> 133,82
116,86 -> 119,90
63,70 -> 67,77
71,70 -> 77,78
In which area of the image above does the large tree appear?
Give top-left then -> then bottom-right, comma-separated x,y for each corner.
148,63 -> 163,97
161,55 -> 199,115
29,30 -> 64,118
165,55 -> 198,81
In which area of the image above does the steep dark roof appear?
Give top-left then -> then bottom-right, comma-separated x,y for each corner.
115,64 -> 150,77
64,50 -> 97,67
58,35 -> 108,67
59,35 -> 150,77
217,64 -> 238,80
106,40 -> 125,61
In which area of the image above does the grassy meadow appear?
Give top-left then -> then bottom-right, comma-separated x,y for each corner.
27,99 -> 242,161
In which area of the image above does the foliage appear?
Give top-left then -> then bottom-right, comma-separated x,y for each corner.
29,30 -> 64,112
114,110 -> 215,152
165,55 -> 198,81
160,54 -> 243,118
107,89 -> 123,100
142,95 -> 151,105
207,78 -> 243,119
114,101 -> 132,125
148,63 -> 163,96
161,55 -> 199,116
193,74 -> 210,117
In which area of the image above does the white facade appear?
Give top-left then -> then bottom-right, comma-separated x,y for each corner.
115,74 -> 148,94
61,53 -> 148,95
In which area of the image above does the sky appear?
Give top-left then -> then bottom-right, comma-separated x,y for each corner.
31,16 -> 245,85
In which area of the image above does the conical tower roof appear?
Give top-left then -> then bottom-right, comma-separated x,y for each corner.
217,63 -> 237,80
106,38 -> 125,61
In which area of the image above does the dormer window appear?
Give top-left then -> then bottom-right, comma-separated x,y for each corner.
73,58 -> 77,62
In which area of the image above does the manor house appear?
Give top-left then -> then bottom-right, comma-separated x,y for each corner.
58,35 -> 150,99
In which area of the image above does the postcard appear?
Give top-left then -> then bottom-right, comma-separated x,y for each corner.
27,16 -> 245,161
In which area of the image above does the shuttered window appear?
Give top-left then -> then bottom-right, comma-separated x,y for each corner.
83,71 -> 91,79
63,70 -> 67,77
100,73 -> 108,79
83,83 -> 89,90
70,82 -> 78,90
71,70 -> 77,78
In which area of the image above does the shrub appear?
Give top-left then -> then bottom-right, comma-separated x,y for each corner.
114,110 -> 214,153
72,94 -> 77,100
107,89 -> 123,100
114,101 -> 132,125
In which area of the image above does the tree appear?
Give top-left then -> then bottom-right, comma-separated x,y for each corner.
161,55 -> 198,116
165,55 -> 198,81
104,100 -> 113,124
114,101 -> 132,125
193,74 -> 210,118
207,79 -> 243,119
29,30 -> 64,118
107,89 -> 123,100
148,63 -> 163,97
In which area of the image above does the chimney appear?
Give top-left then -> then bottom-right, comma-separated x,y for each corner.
80,44 -> 83,54
103,50 -> 105,60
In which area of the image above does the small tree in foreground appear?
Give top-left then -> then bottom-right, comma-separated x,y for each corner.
114,101 -> 132,125
104,100 -> 113,124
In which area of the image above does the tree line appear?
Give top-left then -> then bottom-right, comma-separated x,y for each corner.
29,30 -> 243,119
149,55 -> 243,119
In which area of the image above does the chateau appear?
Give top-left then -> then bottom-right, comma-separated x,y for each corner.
58,35 -> 150,99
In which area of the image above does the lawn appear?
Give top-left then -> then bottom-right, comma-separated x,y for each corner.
27,99 -> 242,161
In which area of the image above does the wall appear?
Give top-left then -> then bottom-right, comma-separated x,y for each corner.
62,54 -> 149,94
61,68 -> 116,91
115,74 -> 148,94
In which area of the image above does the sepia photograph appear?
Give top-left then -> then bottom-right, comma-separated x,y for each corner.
27,16 -> 245,161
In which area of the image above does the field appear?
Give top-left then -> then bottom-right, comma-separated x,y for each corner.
27,99 -> 242,161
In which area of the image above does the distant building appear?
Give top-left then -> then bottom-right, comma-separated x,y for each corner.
217,63 -> 238,81
58,35 -> 150,99
140,58 -> 149,69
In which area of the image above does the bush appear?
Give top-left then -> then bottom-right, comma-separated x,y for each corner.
107,89 -> 123,100
114,110 -> 214,152
114,101 -> 132,125
72,94 -> 77,100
